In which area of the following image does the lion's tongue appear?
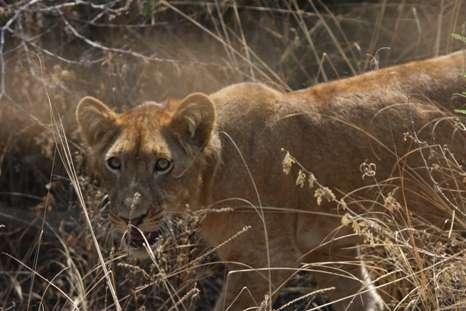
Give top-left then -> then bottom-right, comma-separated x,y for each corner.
127,229 -> 144,248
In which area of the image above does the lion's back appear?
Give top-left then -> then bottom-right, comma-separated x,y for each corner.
208,51 -> 466,216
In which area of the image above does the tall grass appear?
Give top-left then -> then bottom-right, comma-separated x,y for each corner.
0,1 -> 464,310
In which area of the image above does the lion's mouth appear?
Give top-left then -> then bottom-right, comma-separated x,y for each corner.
100,195 -> 165,250
126,228 -> 162,249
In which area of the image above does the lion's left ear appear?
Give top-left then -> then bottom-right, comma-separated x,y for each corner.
76,96 -> 118,147
169,92 -> 216,151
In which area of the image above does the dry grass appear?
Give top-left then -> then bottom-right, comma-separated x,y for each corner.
0,1 -> 465,310
282,132 -> 466,310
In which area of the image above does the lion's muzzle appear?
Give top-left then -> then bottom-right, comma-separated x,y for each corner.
105,205 -> 164,251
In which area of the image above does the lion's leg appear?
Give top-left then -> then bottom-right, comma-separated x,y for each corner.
213,236 -> 301,311
213,268 -> 268,311
213,248 -> 383,311
309,248 -> 384,311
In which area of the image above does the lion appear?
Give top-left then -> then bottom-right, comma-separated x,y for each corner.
76,50 -> 465,311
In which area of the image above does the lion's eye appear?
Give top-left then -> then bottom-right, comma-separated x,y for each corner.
106,157 -> 122,171
154,158 -> 172,173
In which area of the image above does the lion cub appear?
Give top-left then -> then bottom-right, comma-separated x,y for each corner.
77,50 -> 465,311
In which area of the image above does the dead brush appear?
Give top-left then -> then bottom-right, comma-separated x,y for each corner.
70,178 -> 222,310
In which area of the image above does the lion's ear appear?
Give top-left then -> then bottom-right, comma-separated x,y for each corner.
170,93 -> 216,151
76,96 -> 118,146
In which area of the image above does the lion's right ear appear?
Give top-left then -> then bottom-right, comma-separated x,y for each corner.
76,96 -> 118,146
169,93 -> 216,151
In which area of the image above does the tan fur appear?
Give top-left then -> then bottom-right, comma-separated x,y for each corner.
77,50 -> 466,311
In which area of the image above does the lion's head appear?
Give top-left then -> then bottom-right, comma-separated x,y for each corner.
76,93 -> 219,257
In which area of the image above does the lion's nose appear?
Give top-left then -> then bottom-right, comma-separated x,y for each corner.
123,192 -> 142,209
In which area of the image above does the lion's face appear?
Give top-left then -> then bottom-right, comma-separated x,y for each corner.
76,93 -> 217,257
